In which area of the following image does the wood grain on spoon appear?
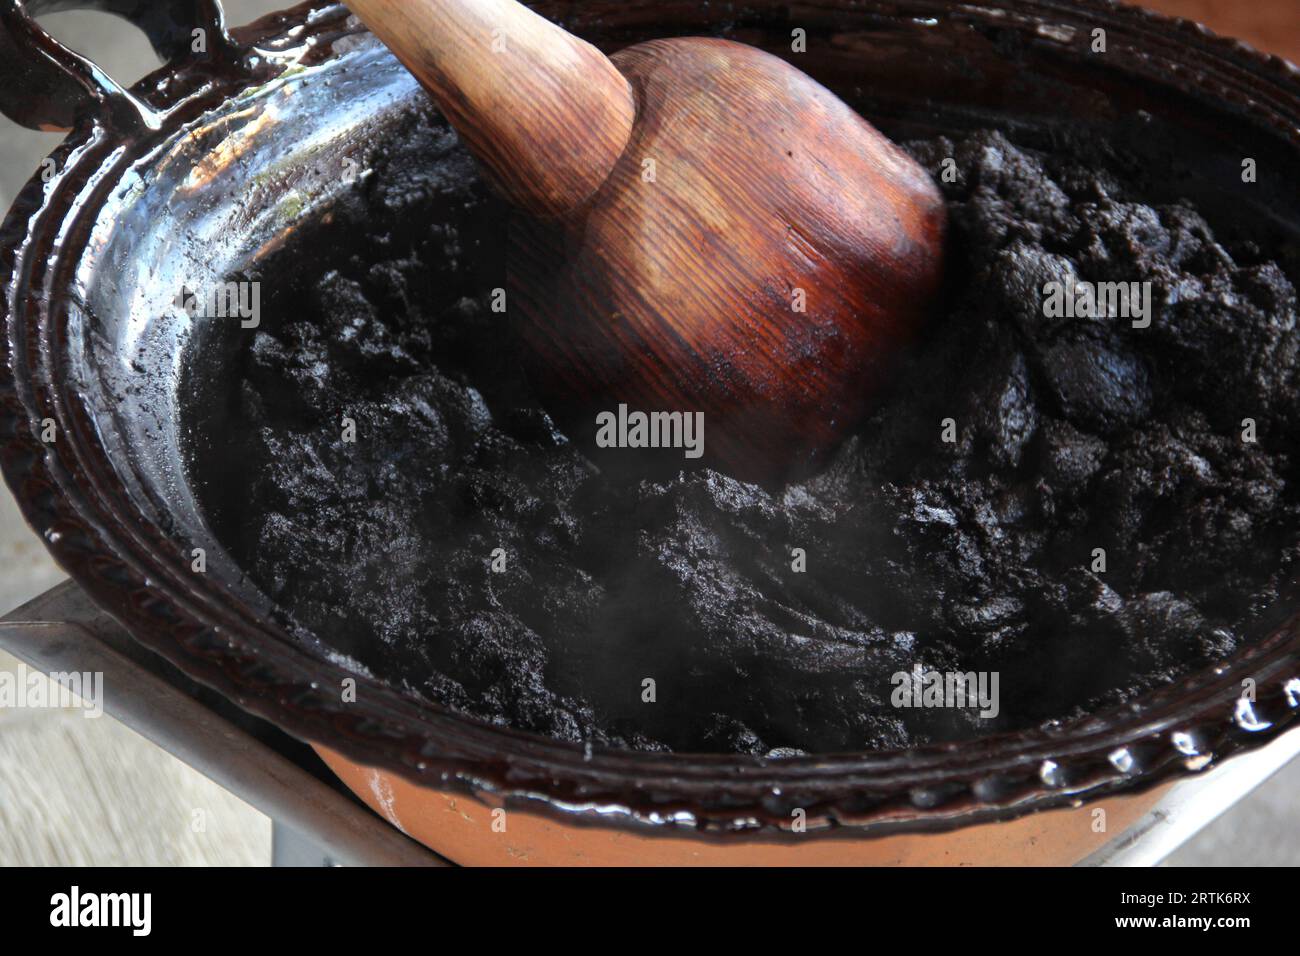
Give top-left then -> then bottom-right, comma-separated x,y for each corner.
346,0 -> 636,217
512,38 -> 946,481
344,0 -> 947,483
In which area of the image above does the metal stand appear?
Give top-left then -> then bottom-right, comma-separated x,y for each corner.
0,581 -> 446,866
271,822 -> 345,867
3,579 -> 1298,867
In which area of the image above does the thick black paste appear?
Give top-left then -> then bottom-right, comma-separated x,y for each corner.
189,106 -> 1300,754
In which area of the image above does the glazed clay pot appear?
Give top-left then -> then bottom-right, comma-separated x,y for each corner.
3,0 -> 1300,866
318,747 -> 1174,865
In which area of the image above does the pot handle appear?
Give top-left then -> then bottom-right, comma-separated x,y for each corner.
0,0 -> 235,131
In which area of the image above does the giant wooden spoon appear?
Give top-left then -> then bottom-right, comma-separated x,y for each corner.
345,0 -> 946,483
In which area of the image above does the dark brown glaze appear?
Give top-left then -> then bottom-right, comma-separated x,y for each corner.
510,38 -> 946,483
0,1 -> 1299,839
0,0 -> 239,131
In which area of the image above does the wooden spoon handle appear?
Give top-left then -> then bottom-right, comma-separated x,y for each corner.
346,0 -> 636,217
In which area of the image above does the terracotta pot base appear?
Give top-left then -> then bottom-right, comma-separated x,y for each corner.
315,746 -> 1168,866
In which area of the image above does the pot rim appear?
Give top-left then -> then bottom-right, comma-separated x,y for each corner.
3,0 -> 1300,840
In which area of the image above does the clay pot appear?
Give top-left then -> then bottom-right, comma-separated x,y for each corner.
2,0 -> 1299,865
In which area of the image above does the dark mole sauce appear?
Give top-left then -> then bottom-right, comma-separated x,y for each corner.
186,101 -> 1300,755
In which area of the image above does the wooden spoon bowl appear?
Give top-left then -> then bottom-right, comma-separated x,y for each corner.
347,0 -> 946,483
511,37 -> 946,482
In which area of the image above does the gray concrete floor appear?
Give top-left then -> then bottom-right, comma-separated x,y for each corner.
0,2 -> 1296,867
